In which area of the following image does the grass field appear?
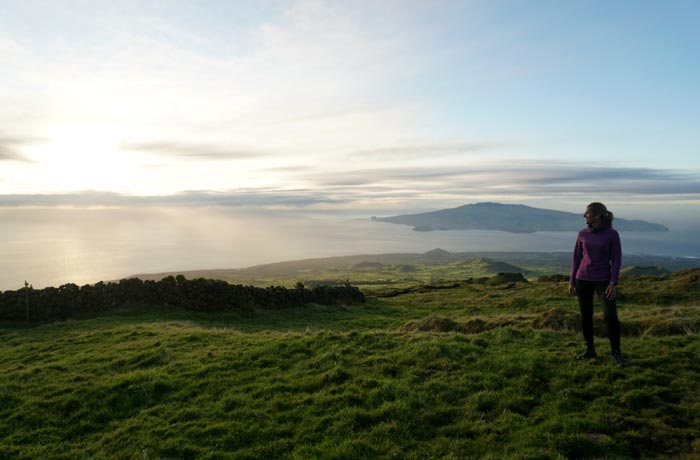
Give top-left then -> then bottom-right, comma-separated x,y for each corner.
129,250 -> 700,291
1,269 -> 699,459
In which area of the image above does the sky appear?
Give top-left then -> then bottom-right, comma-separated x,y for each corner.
1,0 -> 699,217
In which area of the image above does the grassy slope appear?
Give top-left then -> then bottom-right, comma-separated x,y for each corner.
129,251 -> 700,289
1,273 -> 700,459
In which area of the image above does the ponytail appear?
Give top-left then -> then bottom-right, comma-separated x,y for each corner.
606,210 -> 614,226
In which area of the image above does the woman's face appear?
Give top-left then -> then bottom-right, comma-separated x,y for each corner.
584,207 -> 601,227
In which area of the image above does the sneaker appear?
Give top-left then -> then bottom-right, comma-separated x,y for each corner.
611,349 -> 629,367
577,345 -> 597,360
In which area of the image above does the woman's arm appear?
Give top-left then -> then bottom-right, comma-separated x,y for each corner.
569,234 -> 583,295
610,230 -> 622,285
605,230 -> 622,300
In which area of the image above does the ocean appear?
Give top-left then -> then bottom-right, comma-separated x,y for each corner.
2,206 -> 699,291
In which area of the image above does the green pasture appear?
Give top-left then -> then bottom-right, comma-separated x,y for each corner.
1,270 -> 699,459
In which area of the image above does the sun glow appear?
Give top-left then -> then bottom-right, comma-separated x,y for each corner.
31,122 -> 137,192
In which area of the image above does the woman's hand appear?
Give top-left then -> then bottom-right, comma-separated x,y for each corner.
605,283 -> 617,300
568,284 -> 576,296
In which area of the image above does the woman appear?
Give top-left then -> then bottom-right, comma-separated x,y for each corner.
568,202 -> 629,366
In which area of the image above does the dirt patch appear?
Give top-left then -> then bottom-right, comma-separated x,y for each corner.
461,318 -> 488,333
531,307 -> 581,332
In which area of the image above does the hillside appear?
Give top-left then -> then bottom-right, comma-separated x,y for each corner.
128,249 -> 700,288
461,257 -> 523,274
620,266 -> 671,276
1,270 -> 699,459
371,202 -> 669,233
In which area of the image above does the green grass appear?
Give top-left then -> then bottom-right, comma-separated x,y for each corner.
1,272 -> 700,459
217,262 -> 552,289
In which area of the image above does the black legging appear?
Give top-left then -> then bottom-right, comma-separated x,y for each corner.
575,279 -> 621,351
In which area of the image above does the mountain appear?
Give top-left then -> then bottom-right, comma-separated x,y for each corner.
420,248 -> 458,261
371,202 -> 668,233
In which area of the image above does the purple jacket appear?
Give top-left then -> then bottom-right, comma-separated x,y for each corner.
570,225 -> 622,286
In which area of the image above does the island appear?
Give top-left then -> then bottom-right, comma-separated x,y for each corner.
371,202 -> 668,233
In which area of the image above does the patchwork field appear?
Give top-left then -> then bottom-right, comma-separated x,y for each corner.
1,267 -> 699,459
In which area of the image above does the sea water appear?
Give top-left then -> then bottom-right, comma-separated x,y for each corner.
1,206 -> 699,291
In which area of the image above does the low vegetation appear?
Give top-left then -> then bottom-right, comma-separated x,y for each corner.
1,267 -> 699,459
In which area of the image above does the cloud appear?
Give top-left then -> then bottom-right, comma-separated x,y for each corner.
0,147 -> 29,162
2,160 -> 698,211
349,142 -> 508,159
523,166 -> 696,184
0,1 -> 435,169
121,141 -> 268,160
302,165 -> 484,188
302,161 -> 700,197
261,165 -> 315,173
0,189 -> 345,208
0,137 -> 37,162
1,159 -> 700,214
1,3 -> 698,203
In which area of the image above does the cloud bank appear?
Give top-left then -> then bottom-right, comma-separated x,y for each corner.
2,162 -> 698,211
0,137 -> 37,162
121,141 -> 268,160
0,190 -> 343,208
